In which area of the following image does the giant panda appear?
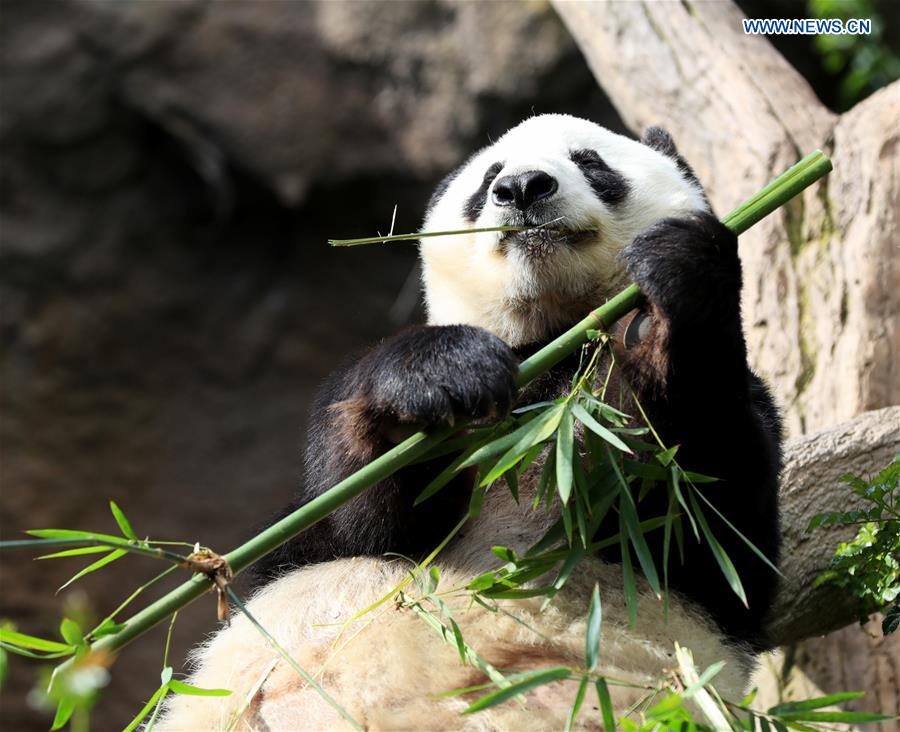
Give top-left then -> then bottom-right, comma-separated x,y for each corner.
158,114 -> 782,731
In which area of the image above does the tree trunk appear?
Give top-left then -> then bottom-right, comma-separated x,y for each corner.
551,0 -> 900,724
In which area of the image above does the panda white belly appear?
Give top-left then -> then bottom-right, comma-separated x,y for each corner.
157,480 -> 753,731
157,562 -> 751,732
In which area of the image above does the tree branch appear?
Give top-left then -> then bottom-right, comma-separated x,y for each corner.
550,0 -> 835,209
768,406 -> 899,646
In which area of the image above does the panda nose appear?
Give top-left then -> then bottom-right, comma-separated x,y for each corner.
491,170 -> 558,211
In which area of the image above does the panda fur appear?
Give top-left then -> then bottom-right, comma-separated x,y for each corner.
158,115 -> 782,731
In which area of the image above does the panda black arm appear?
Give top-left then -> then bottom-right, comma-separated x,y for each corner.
617,212 -> 783,648
252,325 -> 518,580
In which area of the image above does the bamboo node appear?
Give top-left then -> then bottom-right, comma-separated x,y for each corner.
183,549 -> 234,622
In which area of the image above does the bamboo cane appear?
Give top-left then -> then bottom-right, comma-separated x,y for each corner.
61,150 -> 834,661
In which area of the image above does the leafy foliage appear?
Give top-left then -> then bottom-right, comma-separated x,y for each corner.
123,614 -> 230,732
396,565 -> 891,731
809,456 -> 900,634
355,337 -> 886,730
808,0 -> 900,110
416,338 -> 762,633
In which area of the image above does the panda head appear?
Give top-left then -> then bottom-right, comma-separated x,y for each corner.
420,114 -> 709,346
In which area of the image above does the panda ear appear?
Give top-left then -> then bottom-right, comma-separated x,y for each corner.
642,126 -> 710,207
642,126 -> 679,159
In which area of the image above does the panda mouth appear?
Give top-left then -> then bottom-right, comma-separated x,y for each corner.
500,227 -> 598,258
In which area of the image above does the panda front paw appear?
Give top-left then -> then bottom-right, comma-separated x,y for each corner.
361,325 -> 518,436
620,212 -> 741,324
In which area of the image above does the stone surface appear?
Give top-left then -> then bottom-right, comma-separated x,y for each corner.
770,406 -> 900,645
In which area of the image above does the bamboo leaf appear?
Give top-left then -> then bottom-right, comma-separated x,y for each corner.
534,451 -> 556,511
58,619 -> 83,646
491,546 -> 517,563
469,484 -> 487,518
623,459 -> 667,480
656,445 -> 679,466
0,644 -> 73,660
610,450 -> 661,596
778,711 -> 893,723
26,529 -> 126,543
571,403 -> 632,453
463,666 -> 571,714
595,677 -> 616,731
587,487 -> 619,537
739,688 -> 759,708
481,586 -> 557,600
767,691 -> 864,714
0,629 -> 72,653
461,414 -> 548,468
619,515 -> 638,627
556,407 -> 575,505
692,487 -> 782,576
573,486 -> 590,550
37,546 -> 111,560
663,494 -> 676,601
562,504 -> 573,545
481,407 -> 563,486
681,660 -> 726,699
670,467 -> 699,540
783,722 -> 819,732
585,583 -> 602,672
688,491 -> 747,606
564,676 -> 590,732
620,492 -> 662,598
50,697 -> 76,731
517,442 -> 545,476
58,549 -> 127,593
541,545 -> 586,611
91,620 -> 127,639
512,400 -> 559,414
646,693 -> 684,720
449,619 -> 467,665
168,679 -> 232,697
433,681 -> 497,698
683,471 -> 718,484
123,684 -> 168,732
504,469 -> 519,503
109,501 -> 138,541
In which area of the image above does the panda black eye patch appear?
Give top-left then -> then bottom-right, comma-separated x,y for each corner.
463,161 -> 504,222
569,148 -> 630,207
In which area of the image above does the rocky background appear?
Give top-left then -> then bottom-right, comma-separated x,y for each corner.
1,1 -> 896,730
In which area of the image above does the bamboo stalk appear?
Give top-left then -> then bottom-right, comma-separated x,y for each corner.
62,150 -> 833,662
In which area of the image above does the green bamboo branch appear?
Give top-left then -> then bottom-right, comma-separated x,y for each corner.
1,537 -> 189,566
329,224 -> 540,246
54,149 -> 832,668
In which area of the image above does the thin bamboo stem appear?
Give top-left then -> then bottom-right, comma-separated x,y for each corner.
60,149 -> 833,663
